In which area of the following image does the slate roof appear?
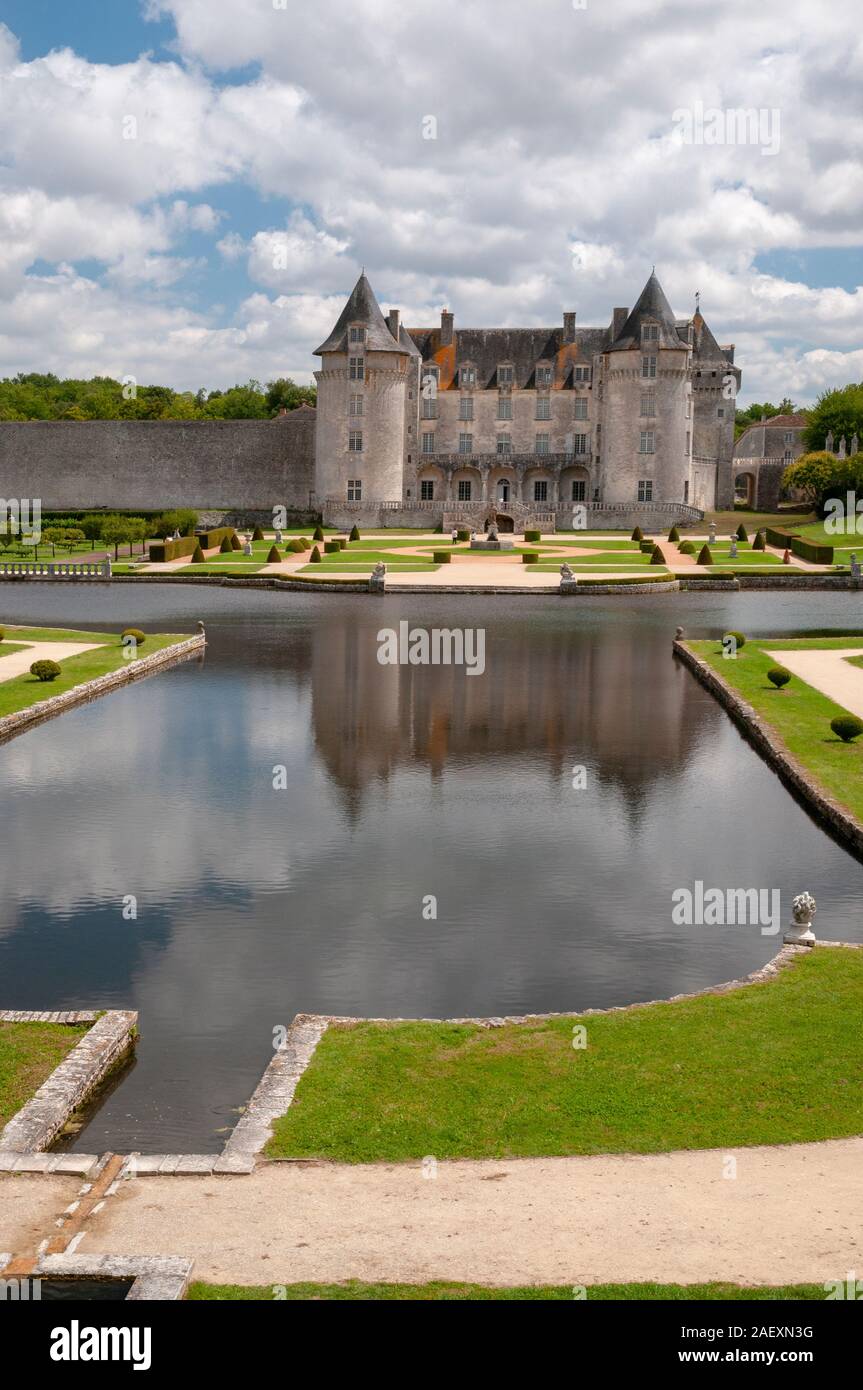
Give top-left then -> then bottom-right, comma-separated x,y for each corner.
406,326 -> 610,389
315,273 -> 402,355
607,271 -> 683,352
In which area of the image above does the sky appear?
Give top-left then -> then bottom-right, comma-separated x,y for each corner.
0,0 -> 861,404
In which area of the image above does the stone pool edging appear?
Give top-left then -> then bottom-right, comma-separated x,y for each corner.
0,633 -> 205,746
0,1251 -> 193,1300
0,1010 -> 137,1154
673,638 -> 863,862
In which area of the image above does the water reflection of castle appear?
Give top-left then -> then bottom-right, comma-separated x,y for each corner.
309,609 -> 712,807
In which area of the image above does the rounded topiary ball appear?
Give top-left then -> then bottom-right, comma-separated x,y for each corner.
724,630 -> 746,649
121,628 -> 146,645
767,667 -> 791,689
287,537 -> 306,553
678,540 -> 696,555
30,658 -> 62,682
831,715 -> 863,742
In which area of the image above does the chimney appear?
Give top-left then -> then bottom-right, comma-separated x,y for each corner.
563,311 -> 576,343
440,309 -> 454,346
387,308 -> 401,343
612,307 -> 629,339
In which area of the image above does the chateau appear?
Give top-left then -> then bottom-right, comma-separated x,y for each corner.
315,269 -> 741,531
0,269 -> 742,529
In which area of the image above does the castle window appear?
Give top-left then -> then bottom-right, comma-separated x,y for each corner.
639,431 -> 655,454
459,397 -> 474,420
784,449 -> 792,462
349,394 -> 363,416
349,326 -> 366,344
536,365 -> 553,386
348,430 -> 363,452
684,481 -> 689,502
496,433 -> 512,455
536,397 -> 551,420
349,357 -> 364,381
641,323 -> 659,341
686,431 -> 690,454
498,365 -> 514,385
784,431 -> 793,444
458,479 -> 472,501
574,366 -> 591,382
422,431 -> 435,454
421,396 -> 438,419
717,407 -> 725,417
642,356 -> 657,379
458,432 -> 473,454
347,479 -> 362,500
640,392 -> 655,417
574,398 -> 588,420
533,479 -> 548,501
461,365 -> 476,387
498,395 -> 512,420
571,479 -> 586,502
637,479 -> 653,502
574,433 -> 588,455
421,479 -> 435,500
535,433 -> 550,455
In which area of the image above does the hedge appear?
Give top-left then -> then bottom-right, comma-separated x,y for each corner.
195,526 -> 236,550
524,529 -> 541,542
433,551 -> 452,563
765,526 -> 801,550
456,528 -> 471,542
791,536 -> 834,565
522,551 -> 539,564
324,541 -> 340,553
576,573 -> 674,586
148,536 -> 199,563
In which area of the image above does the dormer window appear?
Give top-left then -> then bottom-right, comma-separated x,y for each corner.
460,365 -> 476,388
349,325 -> 366,344
573,366 -> 591,382
641,323 -> 659,341
536,365 -> 553,387
498,364 -> 514,386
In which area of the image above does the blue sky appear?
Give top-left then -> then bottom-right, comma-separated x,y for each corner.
0,0 -> 861,400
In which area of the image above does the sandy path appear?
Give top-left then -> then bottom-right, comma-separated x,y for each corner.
39,1137 -> 859,1287
763,646 -> 863,719
0,640 -> 103,683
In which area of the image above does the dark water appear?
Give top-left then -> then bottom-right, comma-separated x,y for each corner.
1,586 -> 863,1152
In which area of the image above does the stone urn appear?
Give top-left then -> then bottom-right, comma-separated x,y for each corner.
784,892 -> 816,945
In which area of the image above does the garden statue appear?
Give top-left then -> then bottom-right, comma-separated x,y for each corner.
275,529 -> 283,545
784,892 -> 816,945
487,522 -> 498,542
243,538 -> 253,556
851,554 -> 861,585
709,522 -> 716,544
729,536 -> 738,559
172,527 -> 181,541
560,562 -> 574,582
369,561 -> 386,593
782,548 -> 791,564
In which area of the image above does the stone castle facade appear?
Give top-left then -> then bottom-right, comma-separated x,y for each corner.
314,270 -> 740,530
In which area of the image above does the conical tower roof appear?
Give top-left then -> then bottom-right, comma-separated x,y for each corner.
690,308 -> 725,362
314,273 -> 403,355
608,271 -> 683,352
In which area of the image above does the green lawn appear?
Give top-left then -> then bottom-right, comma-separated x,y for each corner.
266,948 -> 863,1163
0,642 -> 31,657
690,636 -> 863,822
0,1020 -> 90,1126
0,625 -> 188,719
188,1280 -> 828,1302
704,509 -> 814,531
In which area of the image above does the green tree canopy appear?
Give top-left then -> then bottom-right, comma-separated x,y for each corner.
0,372 -> 316,420
803,384 -> 863,452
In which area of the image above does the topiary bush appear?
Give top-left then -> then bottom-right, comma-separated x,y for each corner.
219,535 -> 232,554
313,525 -> 324,542
230,533 -> 242,551
457,528 -> 471,542
650,546 -> 665,564
433,551 -> 452,564
266,545 -> 281,563
252,526 -> 265,541
192,543 -> 206,564
349,524 -> 360,541
324,541 -> 340,553
30,658 -> 62,681
831,714 -> 863,742
696,544 -> 713,565
121,628 -> 146,645
522,551 -> 539,564
668,525 -> 680,542
310,546 -> 322,563
0,626 -> 5,643
525,529 -> 541,542
752,530 -> 766,551
631,526 -> 643,542
678,540 -> 696,555
736,522 -> 748,541
287,537 -> 307,553
767,667 -> 791,689
724,631 -> 746,649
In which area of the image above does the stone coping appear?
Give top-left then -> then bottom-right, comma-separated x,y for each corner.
674,639 -> 863,861
0,1252 -> 193,1300
0,633 -> 205,747
0,1010 -> 137,1153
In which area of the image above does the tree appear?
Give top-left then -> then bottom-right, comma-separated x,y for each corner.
265,377 -> 317,414
782,451 -> 847,503
803,384 -> 863,453
100,515 -> 134,559
734,399 -> 801,440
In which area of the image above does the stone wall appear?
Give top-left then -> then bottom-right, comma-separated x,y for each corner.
0,407 -> 316,512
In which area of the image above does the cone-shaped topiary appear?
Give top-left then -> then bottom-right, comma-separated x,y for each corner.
631,526 -> 643,542
752,530 -> 765,551
192,543 -> 206,563
30,658 -> 62,681
650,546 -> 665,564
313,525 -> 324,542
736,522 -> 748,541
349,524 -> 360,541
831,714 -> 863,742
252,525 -> 265,541
266,545 -> 281,563
668,525 -> 680,542
219,535 -> 232,553
767,667 -> 791,689
230,532 -> 242,550
696,544 -> 713,565
310,546 -> 322,562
